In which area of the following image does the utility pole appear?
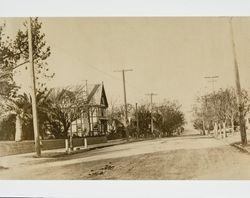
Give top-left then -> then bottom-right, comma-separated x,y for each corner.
81,79 -> 91,137
85,80 -> 91,136
114,69 -> 133,140
146,93 -> 157,135
201,95 -> 207,135
28,17 -> 41,157
204,76 -> 219,137
136,103 -> 139,138
229,17 -> 247,146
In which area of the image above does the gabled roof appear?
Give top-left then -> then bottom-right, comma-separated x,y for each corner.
87,83 -> 108,108
49,83 -> 108,108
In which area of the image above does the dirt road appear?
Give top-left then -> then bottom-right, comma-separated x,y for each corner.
0,129 -> 250,179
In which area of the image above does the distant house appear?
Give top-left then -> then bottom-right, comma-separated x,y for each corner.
46,83 -> 109,138
69,83 -> 109,137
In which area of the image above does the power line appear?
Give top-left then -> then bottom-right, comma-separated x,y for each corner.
51,44 -> 146,95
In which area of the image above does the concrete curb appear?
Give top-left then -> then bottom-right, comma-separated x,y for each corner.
59,141 -> 127,156
56,138 -> 156,157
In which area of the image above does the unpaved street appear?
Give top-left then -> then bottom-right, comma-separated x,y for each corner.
0,129 -> 250,179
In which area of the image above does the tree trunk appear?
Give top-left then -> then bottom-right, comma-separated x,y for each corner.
214,122 -> 218,137
15,115 -> 23,141
218,123 -> 222,139
69,135 -> 73,151
64,124 -> 73,153
202,119 -> 206,135
66,125 -> 73,151
231,117 -> 234,134
223,121 -> 226,139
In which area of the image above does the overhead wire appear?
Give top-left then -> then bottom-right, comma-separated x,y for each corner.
53,43 -> 146,98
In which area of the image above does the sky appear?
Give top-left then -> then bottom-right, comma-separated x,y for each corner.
2,17 -> 250,126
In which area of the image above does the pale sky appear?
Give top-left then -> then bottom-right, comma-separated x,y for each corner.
2,17 -> 250,126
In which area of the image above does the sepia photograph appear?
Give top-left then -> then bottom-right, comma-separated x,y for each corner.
1,16 -> 250,181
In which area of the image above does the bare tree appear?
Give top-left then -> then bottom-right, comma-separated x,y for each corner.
192,87 -> 250,138
46,86 -> 86,150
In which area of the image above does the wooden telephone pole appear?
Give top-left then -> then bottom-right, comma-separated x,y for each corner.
28,17 -> 41,157
229,17 -> 247,145
136,103 -> 139,138
146,93 -> 157,134
114,69 -> 133,140
204,76 -> 219,136
204,76 -> 219,93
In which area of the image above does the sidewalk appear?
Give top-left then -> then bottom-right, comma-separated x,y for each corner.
216,131 -> 241,144
214,130 -> 250,152
0,139 -> 127,170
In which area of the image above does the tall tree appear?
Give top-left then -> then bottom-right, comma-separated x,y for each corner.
0,93 -> 31,141
0,18 -> 54,141
136,104 -> 151,137
155,100 -> 185,137
13,17 -> 54,92
0,23 -> 18,97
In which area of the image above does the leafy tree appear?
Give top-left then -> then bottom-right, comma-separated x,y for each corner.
0,90 -> 54,141
133,100 -> 185,138
136,104 -> 151,137
0,93 -> 31,141
0,18 -> 54,141
0,23 -> 18,97
1,18 -> 53,96
0,114 -> 15,140
193,118 -> 204,131
13,17 -> 54,92
21,90 -> 53,140
155,100 -> 185,137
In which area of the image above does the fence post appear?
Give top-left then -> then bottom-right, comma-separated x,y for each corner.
84,138 -> 88,149
65,139 -> 69,153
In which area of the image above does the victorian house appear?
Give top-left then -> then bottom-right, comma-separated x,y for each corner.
47,82 -> 109,138
69,83 -> 109,137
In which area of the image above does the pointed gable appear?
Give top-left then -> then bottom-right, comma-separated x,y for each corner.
87,84 -> 100,104
87,83 -> 108,108
50,83 -> 108,108
100,84 -> 108,108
